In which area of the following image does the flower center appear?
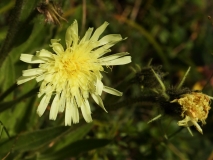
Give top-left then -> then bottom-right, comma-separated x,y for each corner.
42,48 -> 103,92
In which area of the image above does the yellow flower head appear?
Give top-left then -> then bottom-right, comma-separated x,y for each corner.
171,92 -> 211,134
17,20 -> 131,125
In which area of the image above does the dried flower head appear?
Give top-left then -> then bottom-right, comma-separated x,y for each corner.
17,20 -> 131,125
37,0 -> 67,25
171,92 -> 211,134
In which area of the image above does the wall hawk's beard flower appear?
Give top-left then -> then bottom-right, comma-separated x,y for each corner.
171,92 -> 211,134
17,20 -> 131,125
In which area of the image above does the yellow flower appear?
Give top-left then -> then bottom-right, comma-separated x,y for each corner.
171,92 -> 211,134
17,20 -> 131,125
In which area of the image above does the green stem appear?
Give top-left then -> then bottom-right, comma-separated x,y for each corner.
0,83 -> 18,101
0,121 -> 10,139
177,67 -> 191,89
0,87 -> 38,113
0,0 -> 15,14
0,0 -> 25,68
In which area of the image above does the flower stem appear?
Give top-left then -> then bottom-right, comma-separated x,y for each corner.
0,0 -> 25,68
0,87 -> 38,113
0,83 -> 18,101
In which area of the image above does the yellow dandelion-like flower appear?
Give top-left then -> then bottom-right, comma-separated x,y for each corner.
171,92 -> 211,134
17,20 -> 131,125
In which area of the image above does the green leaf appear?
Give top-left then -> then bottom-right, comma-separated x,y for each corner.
0,57 -> 15,101
38,139 -> 111,160
49,123 -> 93,152
0,126 -> 69,156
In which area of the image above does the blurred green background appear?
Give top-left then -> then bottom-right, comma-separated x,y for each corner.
1,0 -> 213,159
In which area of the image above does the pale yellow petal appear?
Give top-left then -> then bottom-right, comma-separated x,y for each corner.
65,20 -> 78,48
36,49 -> 54,59
96,79 -> 103,95
98,52 -> 129,61
90,21 -> 109,41
80,28 -> 94,43
51,43 -> 64,55
71,87 -> 82,107
81,100 -> 92,122
103,86 -> 123,96
22,68 -> 44,76
17,76 -> 36,85
37,94 -> 51,116
59,90 -> 66,112
91,93 -> 107,112
71,98 -> 79,123
50,39 -> 61,44
36,74 -> 46,82
100,56 -> 131,65
20,54 -> 45,63
98,34 -> 122,46
93,48 -> 111,58
49,94 -> 60,120
65,98 -> 72,126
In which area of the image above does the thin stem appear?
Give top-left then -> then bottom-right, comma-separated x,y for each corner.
0,87 -> 38,113
0,0 -> 25,68
0,121 -> 10,139
151,68 -> 169,101
148,114 -> 162,123
147,58 -> 153,67
177,67 -> 191,89
0,83 -> 18,101
151,68 -> 166,92
167,127 -> 184,139
186,127 -> 193,136
0,0 -> 15,14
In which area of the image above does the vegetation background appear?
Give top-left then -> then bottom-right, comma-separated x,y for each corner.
0,0 -> 213,159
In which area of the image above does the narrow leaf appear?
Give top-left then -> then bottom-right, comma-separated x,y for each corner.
0,126 -> 69,155
38,139 -> 111,160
